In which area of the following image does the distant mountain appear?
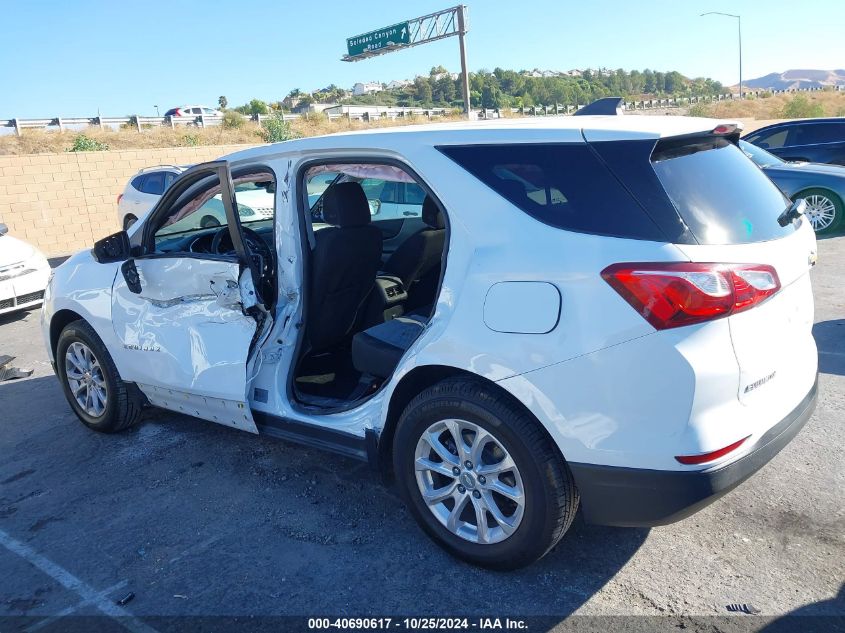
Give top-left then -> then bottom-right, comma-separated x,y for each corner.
742,69 -> 845,90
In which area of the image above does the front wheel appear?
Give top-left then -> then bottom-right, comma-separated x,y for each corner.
795,189 -> 843,235
393,377 -> 579,569
56,320 -> 145,433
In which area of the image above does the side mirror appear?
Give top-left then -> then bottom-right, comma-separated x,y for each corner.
0,223 -> 8,236
92,231 -> 131,263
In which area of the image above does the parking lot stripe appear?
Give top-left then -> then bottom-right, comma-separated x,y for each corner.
25,580 -> 129,632
0,528 -> 160,633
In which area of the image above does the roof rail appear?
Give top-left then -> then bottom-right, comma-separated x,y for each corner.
573,97 -> 624,116
138,164 -> 188,173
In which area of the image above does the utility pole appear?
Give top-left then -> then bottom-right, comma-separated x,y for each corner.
457,5 -> 471,118
701,12 -> 743,99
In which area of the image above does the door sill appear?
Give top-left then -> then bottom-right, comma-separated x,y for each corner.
252,410 -> 378,466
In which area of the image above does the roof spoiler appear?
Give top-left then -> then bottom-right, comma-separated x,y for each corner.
573,97 -> 624,116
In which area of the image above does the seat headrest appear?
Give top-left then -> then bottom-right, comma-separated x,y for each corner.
422,196 -> 446,229
322,182 -> 372,227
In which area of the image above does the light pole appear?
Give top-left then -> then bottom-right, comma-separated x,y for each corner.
154,105 -> 160,117
701,11 -> 742,99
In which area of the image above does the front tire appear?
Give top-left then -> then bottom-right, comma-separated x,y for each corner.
393,377 -> 579,570
795,188 -> 843,235
56,320 -> 144,433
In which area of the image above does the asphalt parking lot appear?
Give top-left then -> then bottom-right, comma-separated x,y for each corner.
0,238 -> 843,632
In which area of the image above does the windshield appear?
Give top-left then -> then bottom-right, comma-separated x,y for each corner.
739,140 -> 785,168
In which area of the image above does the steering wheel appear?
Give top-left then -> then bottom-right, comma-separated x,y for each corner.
210,226 -> 274,285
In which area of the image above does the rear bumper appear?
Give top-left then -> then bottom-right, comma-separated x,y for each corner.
569,376 -> 818,527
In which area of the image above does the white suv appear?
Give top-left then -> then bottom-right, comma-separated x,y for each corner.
43,105 -> 818,569
117,165 -> 186,229
118,165 -> 274,230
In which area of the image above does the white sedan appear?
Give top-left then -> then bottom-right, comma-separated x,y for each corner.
0,222 -> 51,316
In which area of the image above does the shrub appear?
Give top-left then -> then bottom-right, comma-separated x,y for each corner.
687,103 -> 711,117
182,133 -> 200,147
68,134 -> 109,152
779,94 -> 824,119
260,111 -> 297,143
222,110 -> 246,129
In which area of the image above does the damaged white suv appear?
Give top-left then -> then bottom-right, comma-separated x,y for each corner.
42,101 -> 818,569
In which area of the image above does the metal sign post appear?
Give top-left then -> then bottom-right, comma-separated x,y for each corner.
342,5 -> 472,118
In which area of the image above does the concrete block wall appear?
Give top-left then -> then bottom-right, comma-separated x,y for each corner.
0,145 -> 257,256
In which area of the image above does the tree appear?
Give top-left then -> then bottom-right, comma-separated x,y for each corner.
643,69 -> 655,93
433,75 -> 456,104
218,95 -> 228,110
413,77 -> 433,104
481,84 -> 504,109
235,99 -> 269,116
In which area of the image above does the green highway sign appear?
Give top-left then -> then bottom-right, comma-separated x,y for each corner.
346,22 -> 410,57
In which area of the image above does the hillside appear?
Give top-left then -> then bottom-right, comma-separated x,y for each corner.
742,69 -> 845,91
264,67 -> 725,113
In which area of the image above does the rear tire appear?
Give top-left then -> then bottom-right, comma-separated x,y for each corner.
393,376 -> 579,570
123,215 -> 138,230
794,188 -> 843,235
56,320 -> 145,433
200,215 -> 221,228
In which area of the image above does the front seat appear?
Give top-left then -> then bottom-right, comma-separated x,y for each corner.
307,182 -> 382,351
382,196 -> 446,299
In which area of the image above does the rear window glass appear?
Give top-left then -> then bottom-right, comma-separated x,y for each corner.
652,138 -> 793,244
404,183 -> 426,205
792,122 -> 845,145
138,171 -> 166,195
438,144 -> 664,240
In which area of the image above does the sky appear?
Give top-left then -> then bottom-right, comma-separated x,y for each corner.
2,0 -> 844,118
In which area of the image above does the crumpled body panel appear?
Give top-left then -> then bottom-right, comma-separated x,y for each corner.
111,257 -> 257,419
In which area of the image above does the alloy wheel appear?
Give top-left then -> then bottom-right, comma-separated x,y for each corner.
414,418 -> 525,544
65,341 -> 108,417
802,194 -> 837,231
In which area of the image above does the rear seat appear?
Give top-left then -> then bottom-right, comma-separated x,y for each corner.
351,315 -> 427,378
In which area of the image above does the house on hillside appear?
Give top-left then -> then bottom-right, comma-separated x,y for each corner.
430,72 -> 460,82
352,82 -> 383,96
386,79 -> 412,90
293,102 -> 339,114
523,69 -> 563,78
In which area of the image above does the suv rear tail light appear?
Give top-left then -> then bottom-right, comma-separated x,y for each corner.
601,262 -> 780,330
117,194 -> 123,205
